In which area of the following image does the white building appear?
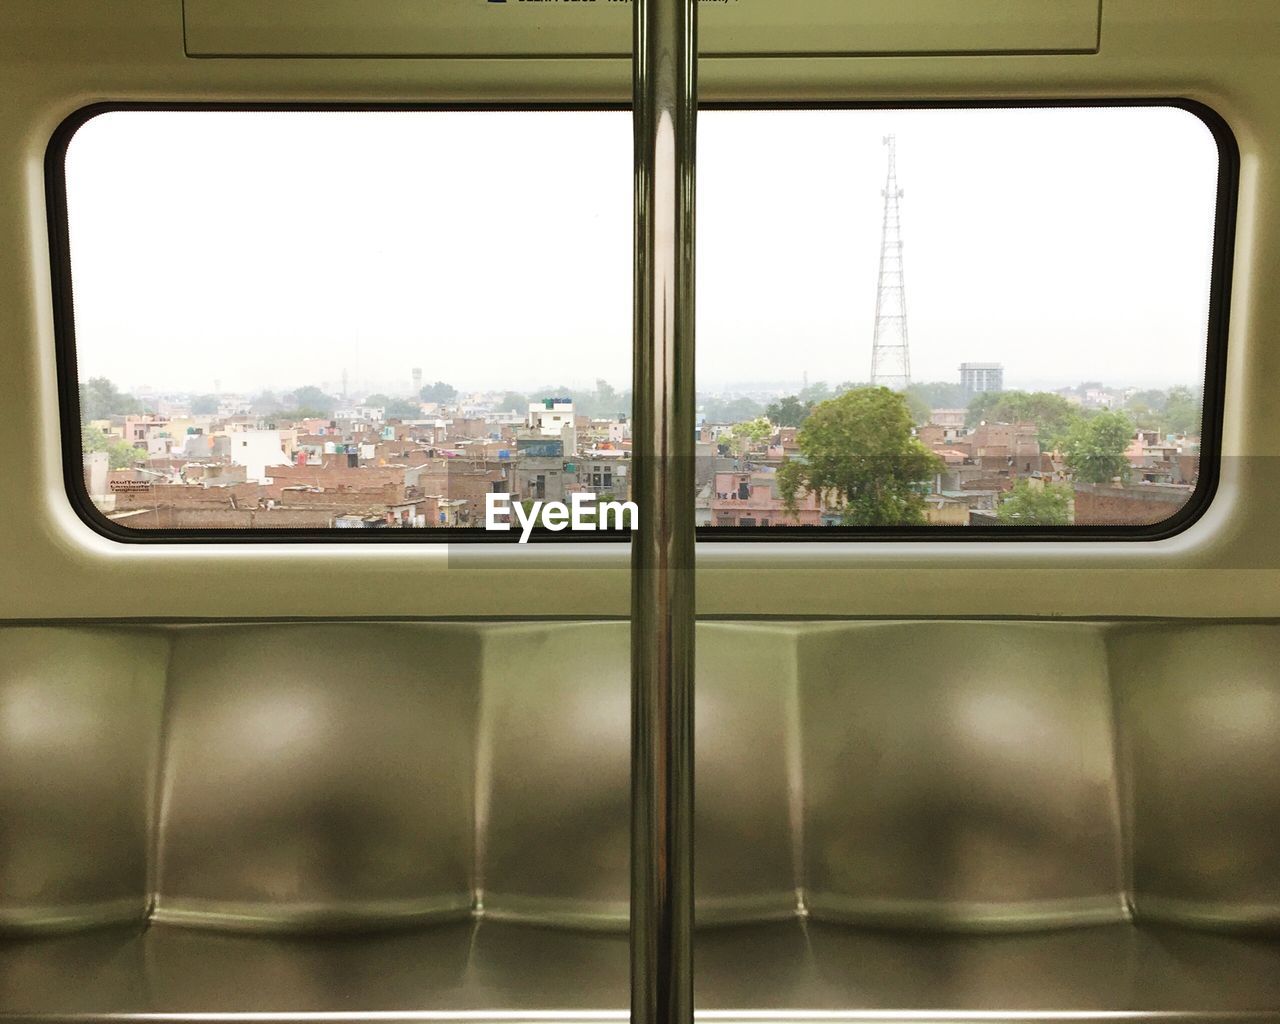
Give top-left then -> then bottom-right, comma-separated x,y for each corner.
336,405 -> 385,422
229,430 -> 291,482
528,398 -> 577,456
528,399 -> 574,435
960,362 -> 1004,398
84,451 -> 109,501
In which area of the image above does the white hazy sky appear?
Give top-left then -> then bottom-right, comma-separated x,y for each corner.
64,106 -> 1219,397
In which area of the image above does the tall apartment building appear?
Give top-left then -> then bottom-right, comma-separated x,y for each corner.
959,362 -> 1004,398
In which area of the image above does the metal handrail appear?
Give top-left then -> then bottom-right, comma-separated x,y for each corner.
631,0 -> 697,1023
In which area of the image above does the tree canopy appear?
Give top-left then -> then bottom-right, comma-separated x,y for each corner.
966,390 -> 1083,448
250,391 -> 282,415
190,394 -> 219,415
905,381 -> 967,417
903,389 -> 932,426
419,381 -> 458,404
283,386 -> 335,417
1063,410 -> 1134,484
531,380 -> 631,419
996,480 -> 1073,525
81,426 -> 142,469
797,381 -> 832,405
701,395 -> 764,424
764,395 -> 812,427
79,377 -> 148,423
778,387 -> 943,526
385,398 -> 423,418
723,417 -> 772,462
1124,385 -> 1200,436
359,394 -> 419,418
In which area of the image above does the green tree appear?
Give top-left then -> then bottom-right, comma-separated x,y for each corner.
274,407 -> 330,421
778,387 -> 943,526
499,391 -> 529,413
1124,390 -> 1165,431
966,390 -> 1082,449
286,386 -> 335,416
79,377 -> 145,423
576,379 -> 629,419
81,426 -> 142,469
535,385 -> 581,414
905,381 -> 967,414
1162,385 -> 1200,436
419,381 -> 458,404
529,382 -> 631,420
590,378 -> 625,418
383,398 -> 422,418
701,395 -> 765,423
362,394 -> 420,417
798,381 -> 832,404
725,417 -> 772,463
996,480 -> 1073,525
1122,386 -> 1200,436
764,395 -> 812,428
251,391 -> 281,415
190,394 -> 219,415
834,380 -> 869,395
1063,410 -> 1134,484
904,389 -> 932,426
965,390 -> 1003,428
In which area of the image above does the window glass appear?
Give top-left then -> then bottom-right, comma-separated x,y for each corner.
697,106 -> 1222,530
62,110 -> 631,533
58,106 -> 1226,537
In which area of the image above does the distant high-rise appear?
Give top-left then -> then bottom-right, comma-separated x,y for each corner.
960,362 -> 1004,398
870,135 -> 911,391
412,367 -> 423,396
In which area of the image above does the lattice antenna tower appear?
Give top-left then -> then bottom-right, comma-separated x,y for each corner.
869,134 -> 911,390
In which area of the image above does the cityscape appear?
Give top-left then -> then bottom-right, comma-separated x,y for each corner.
74,120 -> 1208,533
78,367 -> 1203,531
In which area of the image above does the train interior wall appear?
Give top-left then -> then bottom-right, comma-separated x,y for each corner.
4,0 -> 1280,1020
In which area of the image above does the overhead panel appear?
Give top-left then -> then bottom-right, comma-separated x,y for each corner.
182,0 -> 1101,58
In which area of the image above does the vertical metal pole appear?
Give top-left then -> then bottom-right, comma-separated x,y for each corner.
631,0 -> 695,1021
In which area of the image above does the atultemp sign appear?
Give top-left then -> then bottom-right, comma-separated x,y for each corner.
486,492 -> 638,542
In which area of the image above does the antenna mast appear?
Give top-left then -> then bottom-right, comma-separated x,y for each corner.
869,134 -> 911,390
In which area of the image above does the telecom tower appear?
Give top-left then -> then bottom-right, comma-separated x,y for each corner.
869,135 -> 911,391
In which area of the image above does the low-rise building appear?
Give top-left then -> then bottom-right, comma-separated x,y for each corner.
1072,481 -> 1195,525
574,451 -> 631,500
930,408 -> 967,430
228,429 -> 291,482
408,457 -> 510,522
923,494 -> 971,526
710,470 -> 821,527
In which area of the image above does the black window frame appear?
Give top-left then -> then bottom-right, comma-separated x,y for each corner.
47,99 -> 1237,544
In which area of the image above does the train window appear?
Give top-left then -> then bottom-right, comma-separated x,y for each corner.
697,105 -> 1232,535
51,104 -> 1232,541
53,109 -> 631,537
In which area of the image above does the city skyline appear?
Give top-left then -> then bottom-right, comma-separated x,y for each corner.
100,371 -> 1204,405
64,107 -> 1220,396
